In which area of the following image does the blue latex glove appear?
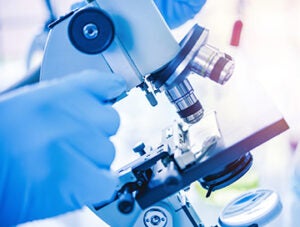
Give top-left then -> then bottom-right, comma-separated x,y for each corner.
154,0 -> 206,29
0,70 -> 126,226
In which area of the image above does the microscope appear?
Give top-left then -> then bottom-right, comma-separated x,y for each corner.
39,0 -> 288,226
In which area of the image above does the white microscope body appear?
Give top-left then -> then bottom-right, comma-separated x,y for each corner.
40,1 -> 286,226
41,0 -> 234,124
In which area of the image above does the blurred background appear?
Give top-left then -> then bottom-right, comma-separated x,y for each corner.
1,0 -> 300,226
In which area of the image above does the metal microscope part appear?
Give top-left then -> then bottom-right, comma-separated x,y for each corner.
148,25 -> 207,89
190,45 -> 234,85
219,189 -> 282,227
40,3 -> 233,123
91,89 -> 288,225
135,117 -> 288,209
165,111 -> 222,169
148,25 -> 235,124
176,25 -> 234,85
118,186 -> 135,214
164,79 -> 204,124
143,207 -> 168,227
198,152 -> 253,198
68,7 -> 115,54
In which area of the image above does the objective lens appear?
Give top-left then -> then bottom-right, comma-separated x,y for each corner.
165,79 -> 204,124
190,44 -> 234,85
148,24 -> 234,124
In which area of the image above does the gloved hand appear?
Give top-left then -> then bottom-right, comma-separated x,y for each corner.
0,70 -> 126,226
154,0 -> 206,29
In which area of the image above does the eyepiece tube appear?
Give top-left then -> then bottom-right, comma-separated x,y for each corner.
165,79 -> 204,124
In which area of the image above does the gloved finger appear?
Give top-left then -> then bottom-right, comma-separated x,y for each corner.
57,143 -> 118,206
64,70 -> 127,102
154,0 -> 206,28
65,131 -> 116,169
63,93 -> 121,137
26,82 -> 121,139
73,168 -> 118,206
83,103 -> 121,137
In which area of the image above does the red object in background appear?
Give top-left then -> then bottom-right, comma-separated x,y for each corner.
230,20 -> 243,46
